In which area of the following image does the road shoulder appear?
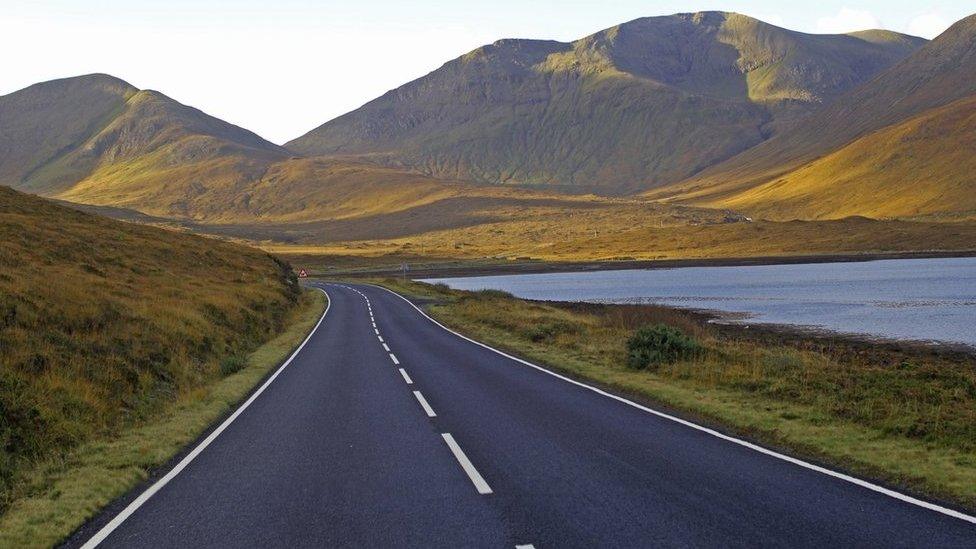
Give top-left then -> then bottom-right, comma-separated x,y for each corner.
0,290 -> 327,548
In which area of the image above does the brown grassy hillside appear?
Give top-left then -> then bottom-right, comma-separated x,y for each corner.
269,213 -> 976,267
0,186 -> 300,509
288,12 -> 922,195
0,74 -> 288,200
654,13 -> 976,220
715,95 -> 976,220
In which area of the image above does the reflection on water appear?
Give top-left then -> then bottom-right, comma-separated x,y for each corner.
423,257 -> 976,347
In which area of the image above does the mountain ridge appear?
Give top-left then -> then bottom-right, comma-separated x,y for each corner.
651,13 -> 976,220
287,11 -> 925,194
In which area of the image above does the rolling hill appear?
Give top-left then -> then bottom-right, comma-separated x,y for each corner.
0,185 -> 300,509
288,11 -> 924,195
0,74 -> 616,229
654,13 -> 976,220
0,74 -> 288,202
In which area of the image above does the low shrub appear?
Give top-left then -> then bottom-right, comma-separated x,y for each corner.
524,320 -> 579,343
475,289 -> 514,299
626,324 -> 702,370
219,355 -> 249,376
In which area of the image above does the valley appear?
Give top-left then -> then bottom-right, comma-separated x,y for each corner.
3,7 -> 976,546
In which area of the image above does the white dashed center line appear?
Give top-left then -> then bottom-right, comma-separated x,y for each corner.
399,368 -> 413,384
344,285 -> 499,501
441,433 -> 493,495
413,391 -> 436,417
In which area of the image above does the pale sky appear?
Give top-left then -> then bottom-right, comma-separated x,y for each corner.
2,1 -> 971,144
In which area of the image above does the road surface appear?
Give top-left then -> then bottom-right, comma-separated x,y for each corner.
73,282 -> 976,547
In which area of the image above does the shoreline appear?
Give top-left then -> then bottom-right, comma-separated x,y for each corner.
337,250 -> 976,279
648,303 -> 976,359
575,300 -> 976,357
557,298 -> 976,360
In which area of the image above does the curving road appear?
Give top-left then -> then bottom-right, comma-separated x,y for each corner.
73,282 -> 976,548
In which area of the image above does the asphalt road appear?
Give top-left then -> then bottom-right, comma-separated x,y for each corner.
75,282 -> 976,548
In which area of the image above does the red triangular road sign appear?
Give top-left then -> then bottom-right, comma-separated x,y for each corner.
298,268 -> 308,278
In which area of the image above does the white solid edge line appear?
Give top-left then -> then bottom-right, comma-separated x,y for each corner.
82,287 -> 333,548
389,353 -> 399,365
399,368 -> 413,384
441,433 -> 492,495
413,390 -> 437,417
369,284 -> 976,525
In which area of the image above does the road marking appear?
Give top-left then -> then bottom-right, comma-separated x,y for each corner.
441,433 -> 492,495
399,368 -> 413,384
374,328 -> 379,335
374,284 -> 976,525
378,335 -> 384,343
382,343 -> 390,352
389,353 -> 399,365
515,545 -> 535,549
413,390 -> 436,417
81,287 -> 333,548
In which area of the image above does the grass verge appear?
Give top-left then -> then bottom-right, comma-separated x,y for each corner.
374,278 -> 976,512
0,290 -> 326,548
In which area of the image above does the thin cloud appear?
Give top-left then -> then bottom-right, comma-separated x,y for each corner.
908,12 -> 951,39
816,7 -> 881,34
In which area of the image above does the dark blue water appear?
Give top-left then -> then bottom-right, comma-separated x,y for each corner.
423,257 -> 976,347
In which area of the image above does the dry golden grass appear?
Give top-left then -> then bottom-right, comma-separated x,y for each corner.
686,95 -> 976,221
271,215 -> 976,267
0,291 -> 325,548
0,186 -> 300,512
650,17 -> 976,221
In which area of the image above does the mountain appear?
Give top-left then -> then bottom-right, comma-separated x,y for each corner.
0,74 -> 592,227
0,74 -> 288,201
288,12 -> 924,195
654,13 -> 976,220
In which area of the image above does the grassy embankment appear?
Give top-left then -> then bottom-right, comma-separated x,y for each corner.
0,186 -> 326,546
376,279 -> 976,510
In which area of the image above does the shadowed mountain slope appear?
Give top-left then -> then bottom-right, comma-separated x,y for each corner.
0,74 -> 288,201
0,75 -> 598,226
288,12 -> 923,195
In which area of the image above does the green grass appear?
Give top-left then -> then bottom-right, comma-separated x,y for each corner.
0,290 -> 325,548
375,278 -> 976,511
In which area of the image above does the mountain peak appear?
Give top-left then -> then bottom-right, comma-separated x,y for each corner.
0,73 -> 286,197
288,12 -> 926,195
20,73 -> 137,97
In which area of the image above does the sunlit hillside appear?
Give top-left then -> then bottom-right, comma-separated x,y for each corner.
653,13 -> 976,220
0,186 -> 300,507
